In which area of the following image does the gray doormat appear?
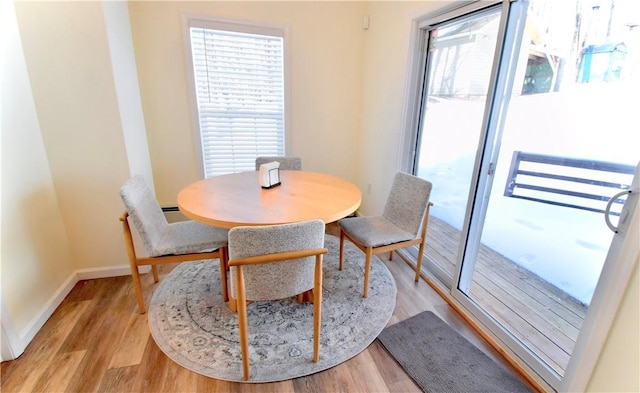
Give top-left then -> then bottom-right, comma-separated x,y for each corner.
377,311 -> 531,393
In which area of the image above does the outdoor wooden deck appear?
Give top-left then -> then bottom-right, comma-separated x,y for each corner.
423,216 -> 587,376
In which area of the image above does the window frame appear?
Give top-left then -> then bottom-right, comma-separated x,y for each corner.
182,15 -> 291,178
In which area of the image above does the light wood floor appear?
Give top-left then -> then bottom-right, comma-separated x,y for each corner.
1,226 -> 535,393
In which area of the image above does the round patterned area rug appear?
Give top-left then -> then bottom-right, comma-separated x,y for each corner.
148,234 -> 397,383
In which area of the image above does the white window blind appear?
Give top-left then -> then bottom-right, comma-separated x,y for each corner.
189,26 -> 285,178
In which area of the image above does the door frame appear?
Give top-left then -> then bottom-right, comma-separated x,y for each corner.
561,176 -> 639,391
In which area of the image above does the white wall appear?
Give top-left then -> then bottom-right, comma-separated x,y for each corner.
128,1 -> 365,206
3,0 -> 151,353
2,0 -> 74,350
15,1 -> 132,272
357,1 -> 442,215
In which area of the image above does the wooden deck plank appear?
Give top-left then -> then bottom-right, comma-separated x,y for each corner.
468,279 -> 570,374
474,245 -> 588,319
471,265 -> 580,346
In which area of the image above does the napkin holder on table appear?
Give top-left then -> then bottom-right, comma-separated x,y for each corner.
259,161 -> 281,189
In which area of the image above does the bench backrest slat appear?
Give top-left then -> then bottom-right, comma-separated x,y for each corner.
504,151 -> 635,215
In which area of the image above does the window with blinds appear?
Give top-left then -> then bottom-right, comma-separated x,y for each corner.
188,22 -> 285,178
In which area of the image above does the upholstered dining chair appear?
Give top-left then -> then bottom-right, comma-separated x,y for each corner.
119,175 -> 229,314
338,172 -> 433,297
227,219 -> 327,381
255,156 -> 302,171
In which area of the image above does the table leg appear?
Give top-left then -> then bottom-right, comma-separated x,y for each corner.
228,287 -> 312,312
228,295 -> 237,312
301,289 -> 314,303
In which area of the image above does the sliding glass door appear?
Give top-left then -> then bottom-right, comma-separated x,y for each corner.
410,0 -> 640,388
414,5 -> 502,285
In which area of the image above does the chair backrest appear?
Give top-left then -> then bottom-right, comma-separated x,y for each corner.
228,219 -> 325,301
119,175 -> 169,255
255,156 -> 302,171
383,172 -> 433,237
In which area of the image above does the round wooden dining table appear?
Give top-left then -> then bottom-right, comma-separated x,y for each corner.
177,170 -> 362,311
177,170 -> 362,229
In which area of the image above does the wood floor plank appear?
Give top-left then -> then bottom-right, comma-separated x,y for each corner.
236,379 -> 295,393
385,379 -> 426,393
291,363 -> 355,393
98,365 -> 141,393
58,277 -> 127,353
108,312 -> 151,369
31,350 -> 86,392
147,353 -> 202,393
194,373 -> 237,393
64,277 -> 134,393
351,348 -> 394,393
0,299 -> 90,393
368,340 -> 420,391
64,279 -> 103,302
131,335 -> 174,392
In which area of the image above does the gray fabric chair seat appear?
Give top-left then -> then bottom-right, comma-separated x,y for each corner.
338,216 -> 415,248
119,175 -> 229,313
155,221 -> 228,257
338,172 -> 433,297
120,175 -> 229,257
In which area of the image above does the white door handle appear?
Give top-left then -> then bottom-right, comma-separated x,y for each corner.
604,190 -> 635,233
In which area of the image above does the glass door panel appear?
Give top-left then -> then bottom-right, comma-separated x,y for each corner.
414,6 -> 502,284
456,0 -> 640,380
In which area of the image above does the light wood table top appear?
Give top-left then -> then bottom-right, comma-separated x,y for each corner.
177,170 -> 362,229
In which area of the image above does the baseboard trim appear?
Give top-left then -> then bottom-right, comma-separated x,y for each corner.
75,264 -> 149,280
11,273 -> 78,359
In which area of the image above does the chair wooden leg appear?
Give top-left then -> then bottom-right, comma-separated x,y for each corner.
130,263 -> 146,314
339,230 -> 345,271
415,201 -> 432,283
388,251 -> 393,261
363,248 -> 373,298
151,265 -> 159,283
219,247 -> 229,302
236,267 -> 250,381
121,214 -> 147,314
415,239 -> 426,283
313,256 -> 323,362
